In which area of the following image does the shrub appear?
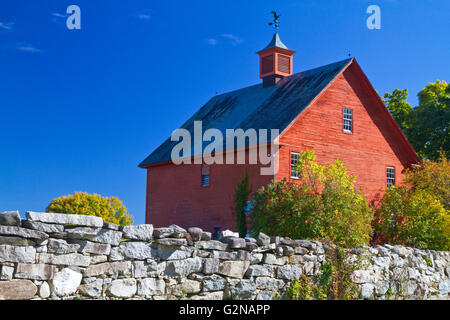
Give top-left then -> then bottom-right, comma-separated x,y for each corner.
47,191 -> 133,226
250,150 -> 373,248
404,153 -> 450,210
286,245 -> 361,300
374,186 -> 449,250
250,179 -> 323,241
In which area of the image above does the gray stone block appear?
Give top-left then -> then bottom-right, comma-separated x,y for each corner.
0,211 -> 21,226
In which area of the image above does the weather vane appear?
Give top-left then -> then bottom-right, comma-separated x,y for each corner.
268,11 -> 281,31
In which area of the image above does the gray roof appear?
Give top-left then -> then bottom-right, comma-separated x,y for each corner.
261,33 -> 289,50
139,58 -> 353,167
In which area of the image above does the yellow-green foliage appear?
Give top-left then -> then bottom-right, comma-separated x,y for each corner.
286,246 -> 360,300
374,155 -> 450,251
47,192 -> 133,226
250,150 -> 373,248
375,186 -> 449,251
404,153 -> 450,210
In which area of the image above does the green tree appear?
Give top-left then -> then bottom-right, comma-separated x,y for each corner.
410,80 -> 449,160
234,171 -> 252,238
47,192 -> 133,226
250,150 -> 373,248
382,88 -> 413,132
383,80 -> 449,161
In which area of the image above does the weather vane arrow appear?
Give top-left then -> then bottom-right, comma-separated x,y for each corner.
268,11 -> 281,31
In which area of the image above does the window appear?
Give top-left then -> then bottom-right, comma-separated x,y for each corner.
201,165 -> 210,187
201,174 -> 210,187
290,152 -> 300,178
343,108 -> 353,133
387,167 -> 395,187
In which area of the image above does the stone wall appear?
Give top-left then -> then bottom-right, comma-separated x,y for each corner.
0,210 -> 448,300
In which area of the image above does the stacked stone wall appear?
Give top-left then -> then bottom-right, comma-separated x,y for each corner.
0,211 -> 448,300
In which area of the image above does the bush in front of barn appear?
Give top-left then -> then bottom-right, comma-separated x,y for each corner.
249,150 -> 373,248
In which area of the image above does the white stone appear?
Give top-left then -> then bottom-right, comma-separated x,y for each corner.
255,277 -> 285,291
0,265 -> 14,280
79,279 -> 103,298
217,260 -> 250,278
256,232 -> 271,246
177,279 -> 201,294
26,211 -> 103,227
0,245 -> 36,263
245,265 -> 274,277
0,279 -> 37,300
122,224 -> 153,241
0,225 -> 48,242
353,270 -> 371,283
47,238 -> 80,254
361,283 -> 375,299
438,279 -> 450,295
263,253 -> 287,265
256,291 -> 277,300
230,279 -> 256,300
153,225 -> 186,238
84,261 -> 132,277
250,253 -> 263,264
15,263 -> 56,280
22,220 -> 64,233
202,274 -> 227,292
38,253 -> 90,267
51,268 -> 82,296
90,255 -> 108,264
203,258 -> 220,274
405,281 -> 417,296
375,280 -> 389,296
195,240 -> 228,251
39,282 -> 51,298
165,257 -> 203,278
108,279 -> 137,298
74,240 -> 111,255
219,230 -> 239,239
92,228 -> 123,246
137,278 -> 165,297
277,265 -> 302,280
115,242 -> 156,260
157,245 -> 194,260
190,291 -> 224,300
373,256 -> 390,269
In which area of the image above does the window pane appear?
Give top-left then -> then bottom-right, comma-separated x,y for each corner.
291,152 -> 300,178
201,174 -> 209,187
344,108 -> 353,133
386,167 -> 395,187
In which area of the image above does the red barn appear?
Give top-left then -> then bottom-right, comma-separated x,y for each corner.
139,33 -> 419,233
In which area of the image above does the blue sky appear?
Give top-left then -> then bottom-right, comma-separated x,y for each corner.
0,0 -> 449,224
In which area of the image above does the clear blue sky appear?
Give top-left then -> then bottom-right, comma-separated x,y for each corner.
1,0 -> 449,224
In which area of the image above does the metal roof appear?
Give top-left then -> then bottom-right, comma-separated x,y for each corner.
139,58 -> 353,167
261,33 -> 289,50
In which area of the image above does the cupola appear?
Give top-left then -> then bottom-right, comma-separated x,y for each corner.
257,33 -> 295,87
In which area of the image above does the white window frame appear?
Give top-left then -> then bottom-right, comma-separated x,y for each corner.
343,108 -> 353,133
290,152 -> 300,179
386,166 -> 395,187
